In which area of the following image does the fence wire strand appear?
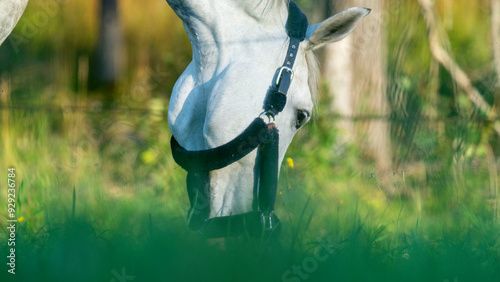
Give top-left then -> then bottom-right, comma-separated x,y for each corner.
1,104 -> 499,123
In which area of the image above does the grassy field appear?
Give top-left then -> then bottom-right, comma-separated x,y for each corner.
0,87 -> 498,281
1,0 -> 500,281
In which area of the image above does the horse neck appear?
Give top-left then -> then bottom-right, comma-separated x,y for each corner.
171,0 -> 290,78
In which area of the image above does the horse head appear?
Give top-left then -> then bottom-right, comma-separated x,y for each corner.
167,0 -> 369,236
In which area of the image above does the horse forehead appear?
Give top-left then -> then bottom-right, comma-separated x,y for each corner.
206,39 -> 312,102
191,39 -> 312,115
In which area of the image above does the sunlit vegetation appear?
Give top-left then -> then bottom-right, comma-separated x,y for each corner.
0,0 -> 499,281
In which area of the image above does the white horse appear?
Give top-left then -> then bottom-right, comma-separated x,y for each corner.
0,0 -> 28,46
167,0 -> 369,234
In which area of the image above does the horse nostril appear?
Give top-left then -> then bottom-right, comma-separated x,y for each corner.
296,110 -> 309,129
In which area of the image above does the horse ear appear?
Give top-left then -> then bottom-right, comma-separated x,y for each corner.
305,7 -> 371,50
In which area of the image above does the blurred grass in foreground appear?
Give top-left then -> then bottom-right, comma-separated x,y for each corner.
0,0 -> 499,281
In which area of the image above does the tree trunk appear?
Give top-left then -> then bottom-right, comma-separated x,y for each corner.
96,0 -> 124,87
323,0 -> 392,172
492,0 -> 500,85
418,0 -> 500,135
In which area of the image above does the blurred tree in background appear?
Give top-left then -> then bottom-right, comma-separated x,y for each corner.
95,0 -> 124,91
324,0 -> 392,174
298,0 -> 498,176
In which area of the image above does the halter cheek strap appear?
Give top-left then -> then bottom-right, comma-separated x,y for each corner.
264,0 -> 308,117
170,0 -> 308,238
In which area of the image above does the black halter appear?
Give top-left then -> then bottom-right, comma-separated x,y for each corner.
170,1 -> 308,238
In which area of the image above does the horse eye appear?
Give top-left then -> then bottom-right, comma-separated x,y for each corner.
296,110 -> 309,129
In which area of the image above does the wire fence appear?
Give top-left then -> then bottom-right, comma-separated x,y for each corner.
1,104 -> 499,123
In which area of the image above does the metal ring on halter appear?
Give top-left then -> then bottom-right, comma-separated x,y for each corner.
259,111 -> 275,124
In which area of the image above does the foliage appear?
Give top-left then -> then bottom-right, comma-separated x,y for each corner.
0,0 -> 499,281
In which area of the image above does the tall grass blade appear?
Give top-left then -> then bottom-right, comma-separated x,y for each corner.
72,186 -> 76,219
149,213 -> 153,238
290,194 -> 312,254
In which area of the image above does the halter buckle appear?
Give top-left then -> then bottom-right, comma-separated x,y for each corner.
261,212 -> 274,229
259,111 -> 276,124
275,66 -> 294,86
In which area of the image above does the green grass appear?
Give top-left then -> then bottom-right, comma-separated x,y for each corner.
0,96 -> 499,281
1,1 -> 499,280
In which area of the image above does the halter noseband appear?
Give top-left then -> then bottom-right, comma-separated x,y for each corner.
170,1 -> 308,238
